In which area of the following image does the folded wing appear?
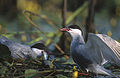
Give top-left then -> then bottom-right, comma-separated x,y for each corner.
85,33 -> 120,66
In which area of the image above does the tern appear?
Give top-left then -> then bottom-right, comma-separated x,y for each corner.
0,36 -> 49,60
60,25 -> 120,77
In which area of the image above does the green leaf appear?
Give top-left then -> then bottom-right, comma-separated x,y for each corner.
27,37 -> 43,45
0,66 -> 7,74
56,74 -> 67,78
66,2 -> 88,24
25,69 -> 38,78
47,32 -> 54,37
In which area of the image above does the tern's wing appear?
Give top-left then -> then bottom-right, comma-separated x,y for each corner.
85,33 -> 120,66
0,36 -> 32,58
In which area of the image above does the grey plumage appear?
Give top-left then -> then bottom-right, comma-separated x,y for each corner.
85,33 -> 120,66
0,36 -> 48,59
61,25 -> 120,77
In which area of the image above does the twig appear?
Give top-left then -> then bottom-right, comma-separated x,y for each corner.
23,10 -> 58,30
85,0 -> 96,42
45,70 -> 56,78
62,0 -> 67,26
59,0 -> 67,51
23,11 -> 69,59
14,70 -> 52,78
14,69 -> 69,78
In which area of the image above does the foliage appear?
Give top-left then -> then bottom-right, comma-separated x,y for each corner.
25,69 -> 38,78
0,56 -> 120,78
66,2 -> 88,25
0,0 -> 120,78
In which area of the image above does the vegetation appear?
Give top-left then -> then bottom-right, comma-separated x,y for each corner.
0,0 -> 120,78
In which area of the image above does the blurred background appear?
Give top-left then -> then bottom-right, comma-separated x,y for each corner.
0,0 -> 120,51
0,0 -> 120,41
0,0 -> 120,77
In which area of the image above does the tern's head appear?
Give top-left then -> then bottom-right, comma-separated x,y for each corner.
31,42 -> 52,54
60,25 -> 83,38
31,43 -> 49,60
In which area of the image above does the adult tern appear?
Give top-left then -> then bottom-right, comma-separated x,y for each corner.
60,25 -> 120,77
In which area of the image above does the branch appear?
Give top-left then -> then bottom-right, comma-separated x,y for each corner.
23,10 -> 58,30
23,10 -> 69,59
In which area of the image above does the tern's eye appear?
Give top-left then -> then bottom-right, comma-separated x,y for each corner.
67,28 -> 72,31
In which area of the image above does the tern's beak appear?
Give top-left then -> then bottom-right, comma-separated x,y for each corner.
60,28 -> 71,32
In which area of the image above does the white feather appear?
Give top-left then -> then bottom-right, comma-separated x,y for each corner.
32,48 -> 43,56
32,48 -> 48,60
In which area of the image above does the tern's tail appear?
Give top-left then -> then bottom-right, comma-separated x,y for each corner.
95,65 -> 118,78
88,65 -> 118,78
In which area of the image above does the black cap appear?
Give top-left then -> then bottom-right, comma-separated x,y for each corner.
67,25 -> 82,30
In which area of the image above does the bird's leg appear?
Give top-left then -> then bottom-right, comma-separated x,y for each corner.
78,69 -> 89,76
41,51 -> 44,60
73,66 -> 89,76
78,72 -> 89,76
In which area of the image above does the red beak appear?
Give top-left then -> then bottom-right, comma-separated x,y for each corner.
60,28 -> 71,32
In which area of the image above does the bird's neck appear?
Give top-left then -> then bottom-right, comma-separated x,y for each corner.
71,34 -> 85,47
70,35 -> 85,53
